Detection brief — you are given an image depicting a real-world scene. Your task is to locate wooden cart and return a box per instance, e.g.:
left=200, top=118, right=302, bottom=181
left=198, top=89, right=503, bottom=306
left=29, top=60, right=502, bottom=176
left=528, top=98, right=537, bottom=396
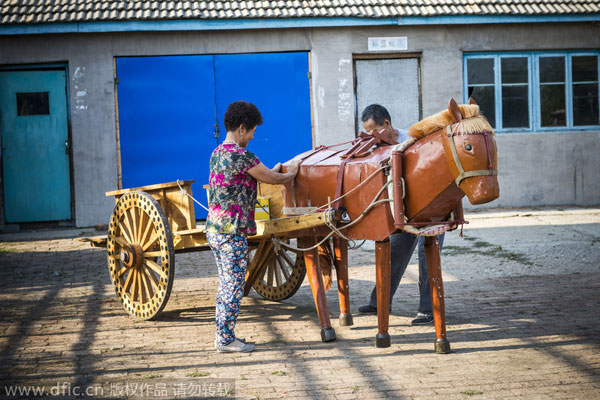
left=92, top=180, right=337, bottom=320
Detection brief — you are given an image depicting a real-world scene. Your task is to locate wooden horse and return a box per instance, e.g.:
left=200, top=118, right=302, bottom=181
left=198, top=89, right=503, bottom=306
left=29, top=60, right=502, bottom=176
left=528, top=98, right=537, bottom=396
left=281, top=98, right=499, bottom=351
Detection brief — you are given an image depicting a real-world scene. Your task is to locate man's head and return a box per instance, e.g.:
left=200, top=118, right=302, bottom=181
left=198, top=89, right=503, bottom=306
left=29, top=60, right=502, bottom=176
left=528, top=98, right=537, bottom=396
left=360, top=104, right=394, bottom=135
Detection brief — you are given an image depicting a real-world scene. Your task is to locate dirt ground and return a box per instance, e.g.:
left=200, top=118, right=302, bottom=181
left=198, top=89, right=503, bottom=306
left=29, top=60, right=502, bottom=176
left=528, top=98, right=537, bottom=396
left=0, top=207, right=599, bottom=399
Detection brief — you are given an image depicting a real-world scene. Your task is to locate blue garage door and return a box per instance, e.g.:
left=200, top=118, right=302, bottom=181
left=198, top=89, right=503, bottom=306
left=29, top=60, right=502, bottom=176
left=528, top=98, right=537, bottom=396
left=116, top=52, right=313, bottom=218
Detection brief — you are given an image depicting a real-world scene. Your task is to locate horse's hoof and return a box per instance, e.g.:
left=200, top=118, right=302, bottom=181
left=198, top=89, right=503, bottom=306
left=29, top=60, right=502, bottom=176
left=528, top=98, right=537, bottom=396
left=435, top=338, right=451, bottom=354
left=320, top=327, right=336, bottom=342
left=338, top=313, right=353, bottom=326
left=375, top=333, right=391, bottom=348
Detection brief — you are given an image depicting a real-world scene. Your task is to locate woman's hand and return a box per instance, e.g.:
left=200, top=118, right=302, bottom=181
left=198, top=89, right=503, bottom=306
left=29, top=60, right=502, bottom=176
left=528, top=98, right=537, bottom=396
left=248, top=160, right=299, bottom=184
left=271, top=162, right=282, bottom=173
left=286, top=159, right=300, bottom=177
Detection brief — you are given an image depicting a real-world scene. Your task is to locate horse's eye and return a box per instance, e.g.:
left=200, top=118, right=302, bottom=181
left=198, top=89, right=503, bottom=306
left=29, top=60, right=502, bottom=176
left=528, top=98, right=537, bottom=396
left=465, top=143, right=472, bottom=151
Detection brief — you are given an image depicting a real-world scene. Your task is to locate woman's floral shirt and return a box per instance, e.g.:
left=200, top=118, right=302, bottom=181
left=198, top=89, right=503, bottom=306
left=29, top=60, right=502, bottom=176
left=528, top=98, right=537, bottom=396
left=205, top=143, right=261, bottom=235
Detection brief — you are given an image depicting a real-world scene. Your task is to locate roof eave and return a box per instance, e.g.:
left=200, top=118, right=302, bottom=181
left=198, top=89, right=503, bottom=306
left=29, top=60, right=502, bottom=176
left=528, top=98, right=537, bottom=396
left=0, top=14, right=598, bottom=35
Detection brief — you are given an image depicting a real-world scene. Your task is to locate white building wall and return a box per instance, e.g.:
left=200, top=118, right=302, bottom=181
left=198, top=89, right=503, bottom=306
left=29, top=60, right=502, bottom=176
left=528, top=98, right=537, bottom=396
left=0, top=22, right=598, bottom=226
left=310, top=22, right=600, bottom=208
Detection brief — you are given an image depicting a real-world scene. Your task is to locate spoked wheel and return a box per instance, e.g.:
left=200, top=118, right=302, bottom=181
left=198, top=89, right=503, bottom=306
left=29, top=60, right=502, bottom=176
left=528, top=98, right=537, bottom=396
left=106, top=191, right=175, bottom=320
left=250, top=238, right=306, bottom=301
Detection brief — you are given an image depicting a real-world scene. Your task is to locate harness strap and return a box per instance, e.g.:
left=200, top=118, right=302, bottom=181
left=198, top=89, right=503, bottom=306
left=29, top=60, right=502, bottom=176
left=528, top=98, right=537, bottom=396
left=445, top=125, right=498, bottom=186
left=333, top=139, right=371, bottom=209
left=334, top=131, right=399, bottom=209
left=333, top=158, right=349, bottom=210
left=291, top=143, right=352, bottom=208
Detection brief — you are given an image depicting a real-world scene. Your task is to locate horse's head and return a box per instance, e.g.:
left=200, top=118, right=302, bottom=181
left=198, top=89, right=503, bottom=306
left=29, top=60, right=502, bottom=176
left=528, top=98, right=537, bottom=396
left=442, top=98, right=499, bottom=205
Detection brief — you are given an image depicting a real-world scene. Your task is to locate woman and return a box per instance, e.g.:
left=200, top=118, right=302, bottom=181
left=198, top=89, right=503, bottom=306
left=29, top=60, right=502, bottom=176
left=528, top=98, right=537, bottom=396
left=206, top=101, right=299, bottom=353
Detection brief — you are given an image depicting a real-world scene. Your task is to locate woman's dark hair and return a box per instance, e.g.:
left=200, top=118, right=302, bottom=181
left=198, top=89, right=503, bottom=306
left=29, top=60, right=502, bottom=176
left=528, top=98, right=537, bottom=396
left=361, top=104, right=391, bottom=126
left=224, top=101, right=263, bottom=132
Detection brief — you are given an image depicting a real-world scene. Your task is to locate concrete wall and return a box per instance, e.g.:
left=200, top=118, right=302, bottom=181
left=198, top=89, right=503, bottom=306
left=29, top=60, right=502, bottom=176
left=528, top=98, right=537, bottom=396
left=0, top=30, right=312, bottom=227
left=311, top=22, right=600, bottom=208
left=0, top=21, right=598, bottom=226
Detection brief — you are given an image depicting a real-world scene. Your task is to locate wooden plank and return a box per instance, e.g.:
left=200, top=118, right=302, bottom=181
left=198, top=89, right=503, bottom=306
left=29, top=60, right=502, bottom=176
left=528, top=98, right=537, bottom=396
left=254, top=210, right=337, bottom=237
left=173, top=210, right=338, bottom=249
left=163, top=187, right=195, bottom=232
left=174, top=233, right=209, bottom=251
left=80, top=210, right=337, bottom=253
left=184, top=186, right=196, bottom=231
left=282, top=206, right=319, bottom=215
left=113, top=57, right=123, bottom=190
left=106, top=180, right=195, bottom=197
left=257, top=183, right=285, bottom=218
left=77, top=236, right=107, bottom=248
left=175, top=226, right=205, bottom=236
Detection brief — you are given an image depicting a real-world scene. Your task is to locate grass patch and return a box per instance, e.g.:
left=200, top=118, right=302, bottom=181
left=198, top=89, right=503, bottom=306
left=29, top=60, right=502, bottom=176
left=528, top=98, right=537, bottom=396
left=143, top=373, right=163, bottom=379
left=501, top=251, right=534, bottom=265
left=442, top=245, right=466, bottom=253
left=186, top=370, right=210, bottom=377
left=185, top=370, right=210, bottom=378
left=441, top=242, right=534, bottom=266
left=351, top=385, right=359, bottom=393
left=270, top=371, right=286, bottom=376
left=0, top=246, right=16, bottom=254
left=461, top=390, right=483, bottom=396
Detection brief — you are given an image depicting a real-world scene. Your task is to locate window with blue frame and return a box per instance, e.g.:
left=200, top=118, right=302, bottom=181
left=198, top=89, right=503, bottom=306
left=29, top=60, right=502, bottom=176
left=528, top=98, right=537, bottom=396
left=464, top=52, right=599, bottom=132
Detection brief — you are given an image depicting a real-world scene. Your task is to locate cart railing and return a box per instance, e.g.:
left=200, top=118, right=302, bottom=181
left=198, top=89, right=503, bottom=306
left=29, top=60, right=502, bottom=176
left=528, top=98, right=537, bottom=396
left=106, top=180, right=197, bottom=234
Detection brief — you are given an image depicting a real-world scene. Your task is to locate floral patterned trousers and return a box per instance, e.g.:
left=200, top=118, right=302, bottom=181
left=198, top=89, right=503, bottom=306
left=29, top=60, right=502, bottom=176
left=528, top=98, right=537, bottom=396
left=207, top=232, right=248, bottom=346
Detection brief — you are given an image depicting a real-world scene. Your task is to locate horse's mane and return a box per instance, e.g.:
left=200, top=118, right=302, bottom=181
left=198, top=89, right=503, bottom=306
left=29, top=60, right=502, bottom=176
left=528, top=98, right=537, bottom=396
left=407, top=104, right=494, bottom=139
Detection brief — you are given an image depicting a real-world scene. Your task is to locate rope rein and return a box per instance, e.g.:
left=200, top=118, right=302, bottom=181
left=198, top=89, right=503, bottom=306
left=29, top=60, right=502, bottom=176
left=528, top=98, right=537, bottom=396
left=276, top=177, right=393, bottom=252
left=298, top=164, right=389, bottom=214
left=177, top=179, right=210, bottom=212
left=176, top=161, right=388, bottom=220
left=176, top=128, right=467, bottom=253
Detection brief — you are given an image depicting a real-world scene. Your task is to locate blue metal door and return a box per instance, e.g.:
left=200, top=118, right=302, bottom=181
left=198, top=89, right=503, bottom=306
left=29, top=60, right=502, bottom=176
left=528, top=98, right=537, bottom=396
left=214, top=52, right=313, bottom=169
left=0, top=70, right=71, bottom=223
left=117, top=55, right=217, bottom=208
left=116, top=52, right=312, bottom=218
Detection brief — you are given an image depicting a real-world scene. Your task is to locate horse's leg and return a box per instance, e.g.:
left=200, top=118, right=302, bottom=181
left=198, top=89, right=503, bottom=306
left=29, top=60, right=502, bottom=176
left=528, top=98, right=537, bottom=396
left=425, top=235, right=451, bottom=354
left=333, top=237, right=353, bottom=326
left=299, top=236, right=336, bottom=342
left=375, top=238, right=391, bottom=348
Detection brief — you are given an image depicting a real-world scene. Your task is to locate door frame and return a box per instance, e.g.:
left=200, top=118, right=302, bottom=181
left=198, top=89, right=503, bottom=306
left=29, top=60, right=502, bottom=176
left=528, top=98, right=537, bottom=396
left=0, top=62, right=75, bottom=229
left=352, top=52, right=423, bottom=134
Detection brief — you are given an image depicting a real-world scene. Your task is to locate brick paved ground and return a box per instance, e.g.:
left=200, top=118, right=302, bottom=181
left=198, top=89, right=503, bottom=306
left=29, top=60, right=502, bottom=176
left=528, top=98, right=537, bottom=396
left=0, top=208, right=599, bottom=399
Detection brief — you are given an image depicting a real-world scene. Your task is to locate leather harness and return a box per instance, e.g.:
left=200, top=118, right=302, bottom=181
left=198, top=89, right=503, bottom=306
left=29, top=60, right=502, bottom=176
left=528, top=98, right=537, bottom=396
left=445, top=124, right=497, bottom=187
left=333, top=131, right=398, bottom=210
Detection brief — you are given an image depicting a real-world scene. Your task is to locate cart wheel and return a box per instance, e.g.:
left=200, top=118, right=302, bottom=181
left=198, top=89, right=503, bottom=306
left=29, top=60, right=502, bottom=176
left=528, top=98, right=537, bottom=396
left=251, top=238, right=306, bottom=301
left=106, top=191, right=175, bottom=320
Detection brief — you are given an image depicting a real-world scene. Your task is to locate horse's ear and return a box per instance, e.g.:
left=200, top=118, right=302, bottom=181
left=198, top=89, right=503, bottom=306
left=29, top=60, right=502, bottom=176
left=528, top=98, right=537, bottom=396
left=468, top=97, right=477, bottom=105
left=448, top=98, right=462, bottom=122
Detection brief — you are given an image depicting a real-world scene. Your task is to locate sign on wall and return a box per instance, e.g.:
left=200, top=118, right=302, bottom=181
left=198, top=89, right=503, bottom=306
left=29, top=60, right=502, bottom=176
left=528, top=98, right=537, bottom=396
left=368, top=37, right=408, bottom=52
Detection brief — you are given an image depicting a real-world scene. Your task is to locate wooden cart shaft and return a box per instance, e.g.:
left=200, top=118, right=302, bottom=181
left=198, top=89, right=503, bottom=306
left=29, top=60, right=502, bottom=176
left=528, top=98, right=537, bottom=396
left=86, top=180, right=338, bottom=251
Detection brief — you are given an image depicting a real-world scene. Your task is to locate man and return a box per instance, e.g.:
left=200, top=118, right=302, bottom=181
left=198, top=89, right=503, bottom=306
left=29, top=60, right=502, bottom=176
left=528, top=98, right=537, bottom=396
left=358, top=104, right=445, bottom=325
